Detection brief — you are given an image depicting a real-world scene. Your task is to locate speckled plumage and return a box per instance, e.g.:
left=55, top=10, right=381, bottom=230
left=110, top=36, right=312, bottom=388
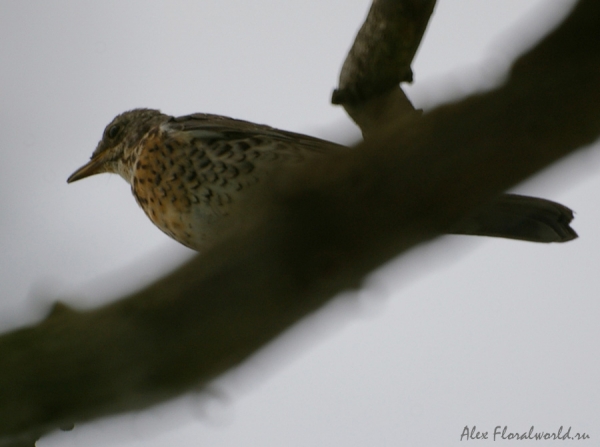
left=68, top=108, right=577, bottom=249
left=68, top=109, right=344, bottom=250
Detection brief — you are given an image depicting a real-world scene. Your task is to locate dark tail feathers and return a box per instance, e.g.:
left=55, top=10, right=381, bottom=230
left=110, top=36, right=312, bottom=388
left=452, top=194, right=577, bottom=243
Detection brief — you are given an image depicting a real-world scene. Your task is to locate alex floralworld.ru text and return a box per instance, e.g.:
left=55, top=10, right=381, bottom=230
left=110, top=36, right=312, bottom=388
left=460, top=425, right=590, bottom=441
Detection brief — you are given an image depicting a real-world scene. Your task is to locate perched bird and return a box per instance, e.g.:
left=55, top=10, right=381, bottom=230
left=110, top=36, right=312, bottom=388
left=67, top=109, right=577, bottom=251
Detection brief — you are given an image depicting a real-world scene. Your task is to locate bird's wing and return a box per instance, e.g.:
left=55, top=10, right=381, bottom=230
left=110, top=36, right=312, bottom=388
left=166, top=113, right=348, bottom=153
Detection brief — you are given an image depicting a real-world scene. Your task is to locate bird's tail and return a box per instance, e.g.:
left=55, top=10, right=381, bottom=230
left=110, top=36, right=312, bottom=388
left=451, top=194, right=577, bottom=243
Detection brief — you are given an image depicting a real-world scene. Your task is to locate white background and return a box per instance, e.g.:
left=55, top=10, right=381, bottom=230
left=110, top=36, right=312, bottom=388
left=0, top=1, right=597, bottom=446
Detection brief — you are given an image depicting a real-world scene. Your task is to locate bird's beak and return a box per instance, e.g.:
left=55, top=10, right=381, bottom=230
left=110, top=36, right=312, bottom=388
left=67, top=153, right=109, bottom=183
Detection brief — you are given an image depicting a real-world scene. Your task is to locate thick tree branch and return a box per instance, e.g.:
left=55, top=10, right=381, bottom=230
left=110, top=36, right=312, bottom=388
left=0, top=0, right=599, bottom=445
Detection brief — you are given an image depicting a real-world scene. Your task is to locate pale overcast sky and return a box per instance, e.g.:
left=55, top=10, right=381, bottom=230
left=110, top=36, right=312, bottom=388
left=1, top=1, right=596, bottom=446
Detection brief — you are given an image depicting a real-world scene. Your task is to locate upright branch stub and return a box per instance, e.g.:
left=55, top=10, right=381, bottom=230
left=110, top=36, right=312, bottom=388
left=332, top=0, right=436, bottom=135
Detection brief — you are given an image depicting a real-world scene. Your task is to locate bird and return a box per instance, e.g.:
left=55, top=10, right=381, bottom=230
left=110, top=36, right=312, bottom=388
left=67, top=108, right=577, bottom=251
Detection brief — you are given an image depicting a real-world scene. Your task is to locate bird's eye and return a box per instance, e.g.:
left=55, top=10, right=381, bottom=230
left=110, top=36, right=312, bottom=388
left=107, top=124, right=120, bottom=139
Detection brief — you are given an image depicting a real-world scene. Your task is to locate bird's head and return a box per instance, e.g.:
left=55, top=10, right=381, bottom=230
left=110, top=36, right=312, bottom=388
left=67, top=108, right=169, bottom=185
